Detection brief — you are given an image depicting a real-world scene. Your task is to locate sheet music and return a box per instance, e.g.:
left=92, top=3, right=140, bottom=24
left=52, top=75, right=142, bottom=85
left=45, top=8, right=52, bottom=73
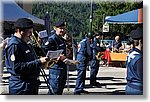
left=38, top=30, right=48, bottom=38
left=46, top=50, right=63, bottom=60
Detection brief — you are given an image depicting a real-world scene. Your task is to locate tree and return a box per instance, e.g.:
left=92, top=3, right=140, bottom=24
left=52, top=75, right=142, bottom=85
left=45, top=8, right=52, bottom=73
left=32, top=1, right=141, bottom=40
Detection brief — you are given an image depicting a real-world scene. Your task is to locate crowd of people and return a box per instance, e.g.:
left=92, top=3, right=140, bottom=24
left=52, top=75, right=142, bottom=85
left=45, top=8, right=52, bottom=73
left=0, top=18, right=143, bottom=95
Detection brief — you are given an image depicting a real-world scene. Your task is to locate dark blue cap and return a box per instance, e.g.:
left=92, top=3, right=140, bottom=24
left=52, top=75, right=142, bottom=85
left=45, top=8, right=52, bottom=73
left=14, top=18, right=33, bottom=29
left=130, top=27, right=143, bottom=40
left=54, top=20, right=65, bottom=27
left=95, top=31, right=102, bottom=36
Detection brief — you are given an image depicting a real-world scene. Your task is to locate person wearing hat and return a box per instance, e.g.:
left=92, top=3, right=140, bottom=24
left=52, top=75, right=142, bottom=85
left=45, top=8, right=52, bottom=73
left=42, top=20, right=67, bottom=95
left=5, top=18, right=49, bottom=95
left=125, top=27, right=143, bottom=95
left=90, top=32, right=105, bottom=87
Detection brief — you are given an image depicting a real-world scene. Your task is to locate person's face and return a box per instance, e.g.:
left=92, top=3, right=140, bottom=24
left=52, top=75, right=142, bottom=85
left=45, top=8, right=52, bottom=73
left=89, top=38, right=93, bottom=44
left=97, top=35, right=101, bottom=39
left=22, top=28, right=33, bottom=42
left=54, top=26, right=66, bottom=36
left=139, top=39, right=143, bottom=51
left=115, top=36, right=120, bottom=41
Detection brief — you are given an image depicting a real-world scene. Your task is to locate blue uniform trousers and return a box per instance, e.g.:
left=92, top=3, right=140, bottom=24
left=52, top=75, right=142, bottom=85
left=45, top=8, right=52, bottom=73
left=126, top=82, right=143, bottom=95
left=126, top=85, right=143, bottom=95
left=48, top=68, right=67, bottom=95
left=90, top=59, right=100, bottom=84
left=9, top=76, right=39, bottom=95
left=74, top=68, right=86, bottom=93
left=74, top=54, right=88, bottom=93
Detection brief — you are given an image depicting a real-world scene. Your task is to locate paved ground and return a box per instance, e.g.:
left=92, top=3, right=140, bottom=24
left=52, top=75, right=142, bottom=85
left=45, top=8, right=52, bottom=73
left=0, top=65, right=127, bottom=95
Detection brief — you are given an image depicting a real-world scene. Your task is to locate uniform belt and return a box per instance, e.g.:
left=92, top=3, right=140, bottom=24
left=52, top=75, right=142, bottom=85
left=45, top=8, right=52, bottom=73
left=10, top=75, right=38, bottom=81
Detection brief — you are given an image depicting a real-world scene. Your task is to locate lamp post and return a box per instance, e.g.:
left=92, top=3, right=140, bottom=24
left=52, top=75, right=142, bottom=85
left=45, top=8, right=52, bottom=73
left=89, top=0, right=93, bottom=35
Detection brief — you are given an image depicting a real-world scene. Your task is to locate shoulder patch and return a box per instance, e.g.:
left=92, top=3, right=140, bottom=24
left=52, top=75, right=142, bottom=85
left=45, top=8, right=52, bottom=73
left=77, top=44, right=81, bottom=52
left=45, top=41, right=49, bottom=45
left=80, top=39, right=86, bottom=43
left=10, top=54, right=15, bottom=61
left=97, top=43, right=99, bottom=46
left=25, top=49, right=30, bottom=53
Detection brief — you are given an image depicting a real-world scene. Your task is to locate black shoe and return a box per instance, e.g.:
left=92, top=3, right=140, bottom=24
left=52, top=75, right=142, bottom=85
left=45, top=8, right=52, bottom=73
left=74, top=90, right=89, bottom=95
left=74, top=92, right=81, bottom=95
left=80, top=90, right=89, bottom=94
left=90, top=82, right=102, bottom=88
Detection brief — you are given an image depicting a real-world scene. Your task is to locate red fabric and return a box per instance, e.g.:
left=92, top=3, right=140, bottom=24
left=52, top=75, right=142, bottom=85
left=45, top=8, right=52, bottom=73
left=102, top=49, right=111, bottom=64
left=138, top=8, right=143, bottom=23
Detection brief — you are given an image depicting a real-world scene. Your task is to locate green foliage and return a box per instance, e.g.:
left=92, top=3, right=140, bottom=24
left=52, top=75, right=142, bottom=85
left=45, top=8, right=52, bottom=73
left=32, top=1, right=142, bottom=40
left=32, top=2, right=91, bottom=36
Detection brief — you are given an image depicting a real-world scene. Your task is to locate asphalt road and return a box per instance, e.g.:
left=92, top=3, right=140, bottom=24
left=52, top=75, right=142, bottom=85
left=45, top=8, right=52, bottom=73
left=0, top=65, right=127, bottom=95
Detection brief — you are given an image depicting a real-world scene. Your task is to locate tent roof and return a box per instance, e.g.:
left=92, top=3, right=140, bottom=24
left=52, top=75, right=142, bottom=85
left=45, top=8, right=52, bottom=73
left=105, top=8, right=143, bottom=24
left=1, top=0, right=44, bottom=25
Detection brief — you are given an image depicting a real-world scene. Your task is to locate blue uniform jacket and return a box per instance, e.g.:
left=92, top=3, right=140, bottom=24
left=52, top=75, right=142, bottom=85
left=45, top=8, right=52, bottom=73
left=42, top=34, right=66, bottom=69
left=76, top=37, right=92, bottom=70
left=77, top=37, right=91, bottom=57
left=92, top=37, right=105, bottom=60
left=126, top=48, right=143, bottom=88
left=5, top=36, right=42, bottom=94
left=5, top=36, right=42, bottom=79
left=112, top=40, right=122, bottom=50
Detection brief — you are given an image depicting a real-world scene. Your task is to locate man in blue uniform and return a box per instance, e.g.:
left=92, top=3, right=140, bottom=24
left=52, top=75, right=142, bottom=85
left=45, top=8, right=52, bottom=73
left=74, top=35, right=93, bottom=95
left=5, top=18, right=48, bottom=95
left=90, top=32, right=105, bottom=87
left=126, top=27, right=143, bottom=95
left=42, top=21, right=67, bottom=95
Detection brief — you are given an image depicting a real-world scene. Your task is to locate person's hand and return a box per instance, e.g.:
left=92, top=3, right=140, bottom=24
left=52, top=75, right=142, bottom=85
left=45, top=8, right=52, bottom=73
left=57, top=54, right=66, bottom=61
left=0, top=40, right=7, bottom=48
left=63, top=58, right=80, bottom=65
left=39, top=57, right=49, bottom=64
left=3, top=39, right=7, bottom=45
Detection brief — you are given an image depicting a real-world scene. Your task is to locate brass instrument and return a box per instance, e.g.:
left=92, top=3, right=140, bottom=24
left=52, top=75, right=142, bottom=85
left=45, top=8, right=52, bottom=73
left=30, top=31, right=80, bottom=93
left=44, top=59, right=58, bottom=69
left=31, top=31, right=57, bottom=68
left=31, top=32, right=79, bottom=68
left=28, top=39, right=55, bottom=94
left=96, top=52, right=104, bottom=60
